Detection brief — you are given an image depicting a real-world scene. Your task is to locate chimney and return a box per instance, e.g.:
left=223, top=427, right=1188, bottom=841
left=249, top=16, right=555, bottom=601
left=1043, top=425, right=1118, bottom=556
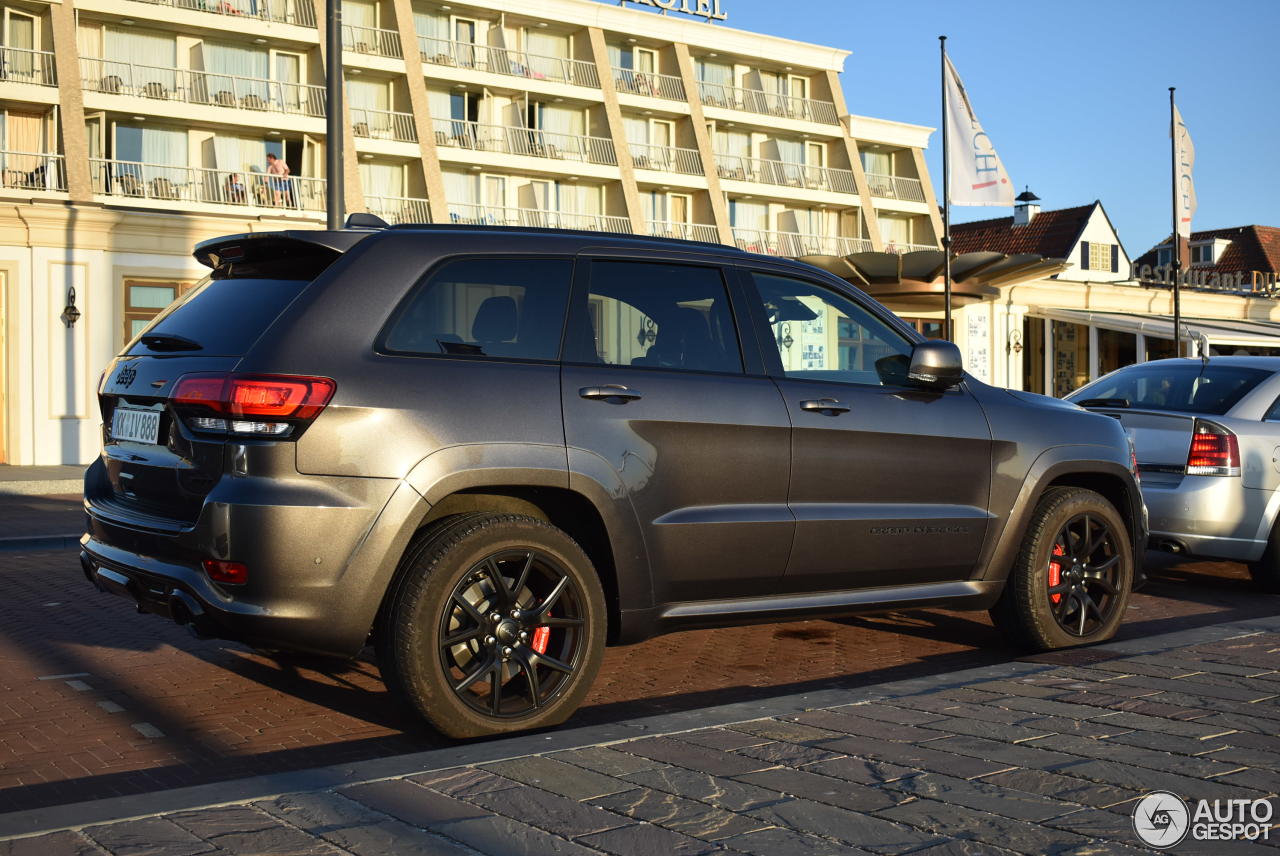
left=1013, top=187, right=1040, bottom=226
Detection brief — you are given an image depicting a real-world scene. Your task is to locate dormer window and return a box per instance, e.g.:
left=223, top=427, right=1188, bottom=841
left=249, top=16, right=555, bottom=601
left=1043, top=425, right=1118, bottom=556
left=1157, top=247, right=1172, bottom=266
left=1190, top=243, right=1213, bottom=265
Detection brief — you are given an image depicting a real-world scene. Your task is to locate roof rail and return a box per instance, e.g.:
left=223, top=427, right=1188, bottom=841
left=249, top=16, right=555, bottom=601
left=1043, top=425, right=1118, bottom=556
left=382, top=222, right=742, bottom=253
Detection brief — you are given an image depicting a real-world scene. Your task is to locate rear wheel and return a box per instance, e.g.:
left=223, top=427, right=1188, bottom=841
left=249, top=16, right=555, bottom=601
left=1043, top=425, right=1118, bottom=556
left=991, top=487, right=1133, bottom=650
left=377, top=513, right=606, bottom=738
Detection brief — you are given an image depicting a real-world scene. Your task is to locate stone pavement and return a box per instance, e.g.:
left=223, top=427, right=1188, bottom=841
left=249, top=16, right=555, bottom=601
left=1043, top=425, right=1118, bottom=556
left=2, top=614, right=1278, bottom=855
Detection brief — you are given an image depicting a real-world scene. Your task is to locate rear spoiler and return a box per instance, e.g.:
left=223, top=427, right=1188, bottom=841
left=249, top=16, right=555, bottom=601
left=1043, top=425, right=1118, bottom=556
left=193, top=229, right=375, bottom=269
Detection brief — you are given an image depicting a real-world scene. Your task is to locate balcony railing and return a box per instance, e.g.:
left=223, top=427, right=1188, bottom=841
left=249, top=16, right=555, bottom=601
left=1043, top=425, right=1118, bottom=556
left=433, top=119, right=617, bottom=166
left=715, top=154, right=855, bottom=194
left=864, top=172, right=926, bottom=203
left=351, top=107, right=417, bottom=143
left=128, top=0, right=316, bottom=27
left=365, top=195, right=430, bottom=224
left=81, top=57, right=325, bottom=117
left=90, top=158, right=325, bottom=212
left=883, top=241, right=938, bottom=254
left=611, top=67, right=685, bottom=101
left=0, top=151, right=66, bottom=192
left=343, top=24, right=402, bottom=59
left=629, top=142, right=702, bottom=176
left=417, top=36, right=599, bottom=88
left=732, top=228, right=872, bottom=257
left=697, top=81, right=839, bottom=125
left=648, top=221, right=719, bottom=243
left=448, top=202, right=631, bottom=234
left=0, top=47, right=57, bottom=86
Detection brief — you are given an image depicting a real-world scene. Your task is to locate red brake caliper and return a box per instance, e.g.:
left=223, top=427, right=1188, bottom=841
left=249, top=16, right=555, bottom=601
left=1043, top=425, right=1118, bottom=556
left=531, top=617, right=550, bottom=654
left=1048, top=544, right=1065, bottom=604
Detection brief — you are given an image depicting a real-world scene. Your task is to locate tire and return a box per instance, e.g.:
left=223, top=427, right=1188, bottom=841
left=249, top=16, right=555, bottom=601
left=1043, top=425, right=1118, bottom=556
left=376, top=513, right=607, bottom=738
left=1247, top=523, right=1280, bottom=593
left=990, top=487, right=1133, bottom=651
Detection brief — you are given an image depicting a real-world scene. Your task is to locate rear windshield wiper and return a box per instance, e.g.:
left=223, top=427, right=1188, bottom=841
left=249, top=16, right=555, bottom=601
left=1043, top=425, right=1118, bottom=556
left=1075, top=397, right=1130, bottom=408
left=139, top=333, right=202, bottom=352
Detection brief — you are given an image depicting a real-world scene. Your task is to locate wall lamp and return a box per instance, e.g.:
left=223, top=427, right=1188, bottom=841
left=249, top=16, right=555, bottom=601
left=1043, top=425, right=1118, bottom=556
left=62, top=286, right=81, bottom=328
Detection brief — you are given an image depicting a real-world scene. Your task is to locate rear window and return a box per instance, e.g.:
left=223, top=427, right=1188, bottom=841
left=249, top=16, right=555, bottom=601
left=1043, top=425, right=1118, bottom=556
left=126, top=249, right=336, bottom=357
left=1069, top=364, right=1273, bottom=415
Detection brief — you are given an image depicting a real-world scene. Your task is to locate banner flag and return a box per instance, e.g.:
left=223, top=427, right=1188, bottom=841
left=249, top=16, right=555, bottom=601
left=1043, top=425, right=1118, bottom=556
left=1172, top=104, right=1196, bottom=239
left=944, top=56, right=1014, bottom=206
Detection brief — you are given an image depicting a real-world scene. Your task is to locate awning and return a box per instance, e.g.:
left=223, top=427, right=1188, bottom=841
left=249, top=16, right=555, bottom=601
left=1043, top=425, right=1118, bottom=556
left=1031, top=308, right=1280, bottom=350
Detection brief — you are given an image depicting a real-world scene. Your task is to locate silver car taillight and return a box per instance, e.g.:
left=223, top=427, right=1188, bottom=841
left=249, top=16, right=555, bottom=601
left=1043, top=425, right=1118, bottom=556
left=1185, top=419, right=1240, bottom=477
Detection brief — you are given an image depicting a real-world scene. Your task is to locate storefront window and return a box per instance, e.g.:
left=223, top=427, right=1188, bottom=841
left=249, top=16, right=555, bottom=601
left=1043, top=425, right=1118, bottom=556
left=1052, top=320, right=1089, bottom=397
left=1097, top=329, right=1136, bottom=377
left=1023, top=316, right=1046, bottom=394
left=1145, top=335, right=1176, bottom=361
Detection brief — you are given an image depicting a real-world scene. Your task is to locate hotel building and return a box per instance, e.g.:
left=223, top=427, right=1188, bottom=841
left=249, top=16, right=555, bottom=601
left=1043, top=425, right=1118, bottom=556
left=0, top=0, right=944, bottom=465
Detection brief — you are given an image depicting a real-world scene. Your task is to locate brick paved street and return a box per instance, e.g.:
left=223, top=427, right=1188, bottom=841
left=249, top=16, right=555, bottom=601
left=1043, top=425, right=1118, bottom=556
left=0, top=533, right=1276, bottom=822
left=1, top=607, right=1277, bottom=854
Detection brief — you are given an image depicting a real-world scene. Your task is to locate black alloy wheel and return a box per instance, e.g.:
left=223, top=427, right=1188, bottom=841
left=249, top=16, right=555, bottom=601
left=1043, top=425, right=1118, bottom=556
left=1045, top=512, right=1123, bottom=637
left=440, top=549, right=587, bottom=718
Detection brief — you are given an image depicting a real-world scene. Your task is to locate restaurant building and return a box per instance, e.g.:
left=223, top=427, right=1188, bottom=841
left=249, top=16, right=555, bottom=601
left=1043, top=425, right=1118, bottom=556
left=0, top=0, right=946, bottom=464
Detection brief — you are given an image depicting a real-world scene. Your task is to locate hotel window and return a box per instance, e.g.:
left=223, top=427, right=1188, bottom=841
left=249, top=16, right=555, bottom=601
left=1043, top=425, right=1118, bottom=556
left=861, top=150, right=892, bottom=177
left=123, top=279, right=195, bottom=343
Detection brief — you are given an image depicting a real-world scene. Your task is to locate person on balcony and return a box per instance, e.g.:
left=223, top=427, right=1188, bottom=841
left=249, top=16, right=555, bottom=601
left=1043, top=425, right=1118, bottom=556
left=225, top=172, right=247, bottom=203
left=265, top=152, right=291, bottom=207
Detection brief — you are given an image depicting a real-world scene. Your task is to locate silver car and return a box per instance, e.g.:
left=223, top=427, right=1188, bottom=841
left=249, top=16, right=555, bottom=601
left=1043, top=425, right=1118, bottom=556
left=1068, top=357, right=1280, bottom=591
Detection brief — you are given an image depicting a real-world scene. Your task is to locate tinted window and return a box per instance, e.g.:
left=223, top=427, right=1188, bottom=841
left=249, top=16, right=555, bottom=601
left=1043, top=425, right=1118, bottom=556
left=569, top=261, right=742, bottom=374
left=125, top=248, right=338, bottom=357
left=750, top=272, right=913, bottom=386
left=384, top=258, right=572, bottom=361
left=1070, top=364, right=1273, bottom=415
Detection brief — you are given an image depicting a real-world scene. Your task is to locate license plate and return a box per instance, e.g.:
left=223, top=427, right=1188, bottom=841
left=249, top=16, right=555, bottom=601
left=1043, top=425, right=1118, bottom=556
left=111, top=407, right=161, bottom=445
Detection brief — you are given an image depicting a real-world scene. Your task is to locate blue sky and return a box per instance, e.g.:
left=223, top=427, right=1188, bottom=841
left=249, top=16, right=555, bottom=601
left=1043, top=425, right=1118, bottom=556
left=618, top=0, right=1280, bottom=258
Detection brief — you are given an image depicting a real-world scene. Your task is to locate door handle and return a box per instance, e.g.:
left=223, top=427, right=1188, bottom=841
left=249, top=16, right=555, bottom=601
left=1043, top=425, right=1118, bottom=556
left=579, top=385, right=643, bottom=403
left=800, top=398, right=850, bottom=414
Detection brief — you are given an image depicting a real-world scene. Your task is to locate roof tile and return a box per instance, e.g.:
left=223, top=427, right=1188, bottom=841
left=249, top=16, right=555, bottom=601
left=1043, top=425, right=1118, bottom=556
left=949, top=204, right=1096, bottom=258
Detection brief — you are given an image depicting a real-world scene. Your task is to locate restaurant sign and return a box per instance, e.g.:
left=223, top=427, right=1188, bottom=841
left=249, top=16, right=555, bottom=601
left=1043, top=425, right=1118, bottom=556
left=619, top=0, right=728, bottom=21
left=1133, top=264, right=1280, bottom=297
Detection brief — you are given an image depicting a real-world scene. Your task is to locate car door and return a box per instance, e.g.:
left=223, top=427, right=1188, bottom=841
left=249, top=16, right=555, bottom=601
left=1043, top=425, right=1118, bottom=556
left=561, top=256, right=793, bottom=604
left=739, top=267, right=993, bottom=592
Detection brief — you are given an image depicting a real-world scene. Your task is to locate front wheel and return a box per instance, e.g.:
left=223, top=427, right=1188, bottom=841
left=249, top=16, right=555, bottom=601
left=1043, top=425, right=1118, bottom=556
left=990, top=487, right=1133, bottom=650
left=377, top=513, right=607, bottom=738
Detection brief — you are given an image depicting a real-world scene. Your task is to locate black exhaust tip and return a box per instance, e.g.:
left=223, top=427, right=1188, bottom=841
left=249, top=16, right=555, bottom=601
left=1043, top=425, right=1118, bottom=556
left=168, top=590, right=217, bottom=640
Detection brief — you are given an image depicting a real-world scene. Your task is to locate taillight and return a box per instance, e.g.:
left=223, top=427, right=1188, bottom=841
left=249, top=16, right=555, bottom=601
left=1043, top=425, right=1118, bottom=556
left=171, top=373, right=335, bottom=438
left=202, top=559, right=248, bottom=585
left=1185, top=420, right=1240, bottom=477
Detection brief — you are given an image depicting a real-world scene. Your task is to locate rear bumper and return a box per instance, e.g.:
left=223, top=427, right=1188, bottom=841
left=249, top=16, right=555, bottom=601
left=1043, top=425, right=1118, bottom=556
left=1143, top=474, right=1269, bottom=561
left=81, top=456, right=400, bottom=656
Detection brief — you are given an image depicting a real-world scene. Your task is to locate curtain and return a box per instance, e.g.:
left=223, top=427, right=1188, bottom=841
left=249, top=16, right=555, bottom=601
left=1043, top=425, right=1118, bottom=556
left=623, top=118, right=648, bottom=146
left=213, top=136, right=266, bottom=173
left=538, top=105, right=582, bottom=136
left=204, top=42, right=270, bottom=102
left=715, top=130, right=748, bottom=157
left=413, top=8, right=448, bottom=37
left=776, top=139, right=802, bottom=164
left=360, top=162, right=402, bottom=198
left=607, top=45, right=625, bottom=69
left=427, top=89, right=451, bottom=120
left=862, top=151, right=891, bottom=175
left=77, top=23, right=103, bottom=58
left=344, top=0, right=377, bottom=29
left=4, top=112, right=43, bottom=153
left=645, top=191, right=666, bottom=224
left=104, top=28, right=177, bottom=93
left=526, top=31, right=568, bottom=59
left=729, top=199, right=767, bottom=229
left=443, top=171, right=476, bottom=204
left=347, top=79, right=388, bottom=134
left=879, top=216, right=910, bottom=245
left=142, top=127, right=187, bottom=167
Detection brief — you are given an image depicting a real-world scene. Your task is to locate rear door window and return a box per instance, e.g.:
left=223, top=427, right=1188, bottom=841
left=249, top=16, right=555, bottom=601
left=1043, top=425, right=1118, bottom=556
left=383, top=257, right=572, bottom=361
left=566, top=260, right=743, bottom=374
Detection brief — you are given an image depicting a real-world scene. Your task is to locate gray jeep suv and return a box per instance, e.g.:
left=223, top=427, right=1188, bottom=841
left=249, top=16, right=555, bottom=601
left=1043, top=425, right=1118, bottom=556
left=83, top=224, right=1145, bottom=738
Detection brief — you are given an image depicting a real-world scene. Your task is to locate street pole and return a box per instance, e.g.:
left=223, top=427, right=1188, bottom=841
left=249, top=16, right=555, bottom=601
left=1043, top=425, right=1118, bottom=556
left=326, top=0, right=345, bottom=230
left=940, top=36, right=952, bottom=341
left=1169, top=87, right=1181, bottom=358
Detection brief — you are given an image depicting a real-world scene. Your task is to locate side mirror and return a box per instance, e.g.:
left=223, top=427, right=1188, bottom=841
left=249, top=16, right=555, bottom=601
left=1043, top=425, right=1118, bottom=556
left=908, top=340, right=964, bottom=390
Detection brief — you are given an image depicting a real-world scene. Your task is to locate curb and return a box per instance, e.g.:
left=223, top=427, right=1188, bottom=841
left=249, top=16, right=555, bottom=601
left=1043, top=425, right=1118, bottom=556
left=2, top=611, right=1278, bottom=840
left=0, top=480, right=83, bottom=497
left=0, top=535, right=81, bottom=553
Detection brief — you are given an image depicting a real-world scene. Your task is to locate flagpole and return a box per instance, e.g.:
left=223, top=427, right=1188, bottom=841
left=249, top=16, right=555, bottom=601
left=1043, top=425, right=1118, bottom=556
left=940, top=35, right=952, bottom=341
left=1169, top=86, right=1181, bottom=358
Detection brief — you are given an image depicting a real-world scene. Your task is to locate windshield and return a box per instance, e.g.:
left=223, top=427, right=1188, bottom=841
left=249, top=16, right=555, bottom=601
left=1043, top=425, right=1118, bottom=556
left=1068, top=364, right=1273, bottom=415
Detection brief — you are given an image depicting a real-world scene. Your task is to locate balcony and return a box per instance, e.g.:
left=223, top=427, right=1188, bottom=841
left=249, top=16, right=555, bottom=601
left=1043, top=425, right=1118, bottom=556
left=90, top=158, right=325, bottom=213
left=365, top=195, right=430, bottom=224
left=884, top=241, right=937, bottom=254
left=343, top=24, right=402, bottom=59
left=647, top=221, right=719, bottom=243
left=0, top=47, right=57, bottom=87
left=732, top=228, right=872, bottom=257
left=698, top=82, right=839, bottom=125
left=448, top=202, right=631, bottom=234
left=1, top=152, right=66, bottom=192
left=629, top=142, right=702, bottom=175
left=352, top=107, right=417, bottom=143
left=865, top=172, right=926, bottom=203
left=611, top=68, right=685, bottom=101
left=126, top=0, right=316, bottom=27
left=417, top=37, right=599, bottom=88
left=433, top=119, right=617, bottom=166
left=715, top=154, right=855, bottom=194
left=81, top=57, right=325, bottom=117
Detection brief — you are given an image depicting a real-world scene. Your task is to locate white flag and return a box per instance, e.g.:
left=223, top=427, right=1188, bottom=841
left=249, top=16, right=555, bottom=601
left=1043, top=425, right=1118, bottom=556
left=944, top=56, right=1014, bottom=207
left=1173, top=104, right=1196, bottom=239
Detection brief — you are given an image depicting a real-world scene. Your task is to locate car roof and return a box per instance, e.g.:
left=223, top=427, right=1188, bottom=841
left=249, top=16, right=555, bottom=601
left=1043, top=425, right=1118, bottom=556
left=1128, top=357, right=1280, bottom=373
